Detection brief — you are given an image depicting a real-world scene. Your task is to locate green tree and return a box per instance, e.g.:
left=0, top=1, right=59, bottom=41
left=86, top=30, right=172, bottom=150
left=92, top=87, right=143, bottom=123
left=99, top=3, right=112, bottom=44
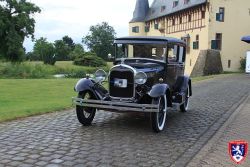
left=0, top=0, right=41, bottom=62
left=33, top=38, right=56, bottom=65
left=69, top=44, right=85, bottom=60
left=54, top=40, right=71, bottom=61
left=83, top=22, right=116, bottom=60
left=62, top=35, right=75, bottom=50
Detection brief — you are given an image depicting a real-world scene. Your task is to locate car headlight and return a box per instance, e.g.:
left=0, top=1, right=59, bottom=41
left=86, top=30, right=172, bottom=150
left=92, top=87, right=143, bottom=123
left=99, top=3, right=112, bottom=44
left=94, top=69, right=107, bottom=82
left=135, top=71, right=147, bottom=85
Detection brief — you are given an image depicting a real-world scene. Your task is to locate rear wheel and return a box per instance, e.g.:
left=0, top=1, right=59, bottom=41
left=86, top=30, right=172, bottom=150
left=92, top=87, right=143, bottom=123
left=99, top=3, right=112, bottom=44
left=180, top=86, right=190, bottom=112
left=150, top=95, right=167, bottom=133
left=76, top=91, right=96, bottom=126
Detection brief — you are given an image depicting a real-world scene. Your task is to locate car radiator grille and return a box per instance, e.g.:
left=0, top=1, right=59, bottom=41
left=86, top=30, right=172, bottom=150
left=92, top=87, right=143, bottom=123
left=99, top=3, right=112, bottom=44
left=109, top=70, right=134, bottom=98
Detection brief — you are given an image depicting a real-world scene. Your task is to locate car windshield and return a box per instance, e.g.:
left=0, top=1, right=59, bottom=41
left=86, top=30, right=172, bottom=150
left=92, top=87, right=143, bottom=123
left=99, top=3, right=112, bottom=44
left=115, top=44, right=167, bottom=61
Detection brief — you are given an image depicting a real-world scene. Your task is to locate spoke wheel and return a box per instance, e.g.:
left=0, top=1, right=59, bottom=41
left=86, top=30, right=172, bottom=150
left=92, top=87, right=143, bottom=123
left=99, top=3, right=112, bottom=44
left=150, top=95, right=167, bottom=133
left=180, top=86, right=190, bottom=112
left=76, top=91, right=96, bottom=126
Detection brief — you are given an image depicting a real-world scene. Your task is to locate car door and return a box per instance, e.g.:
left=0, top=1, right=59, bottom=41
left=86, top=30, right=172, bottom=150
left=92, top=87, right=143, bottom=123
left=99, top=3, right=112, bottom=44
left=176, top=45, right=185, bottom=76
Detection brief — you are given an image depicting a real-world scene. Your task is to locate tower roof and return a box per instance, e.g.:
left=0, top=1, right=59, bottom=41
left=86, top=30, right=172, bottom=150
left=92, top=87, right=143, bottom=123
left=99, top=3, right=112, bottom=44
left=130, top=0, right=149, bottom=23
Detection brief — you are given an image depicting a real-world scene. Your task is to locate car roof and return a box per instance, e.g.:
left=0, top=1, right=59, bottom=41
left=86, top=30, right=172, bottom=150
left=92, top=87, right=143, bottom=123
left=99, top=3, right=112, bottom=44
left=114, top=36, right=186, bottom=45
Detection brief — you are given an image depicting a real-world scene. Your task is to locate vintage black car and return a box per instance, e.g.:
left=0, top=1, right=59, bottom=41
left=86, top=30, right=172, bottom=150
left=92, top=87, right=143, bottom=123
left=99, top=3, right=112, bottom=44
left=72, top=36, right=192, bottom=132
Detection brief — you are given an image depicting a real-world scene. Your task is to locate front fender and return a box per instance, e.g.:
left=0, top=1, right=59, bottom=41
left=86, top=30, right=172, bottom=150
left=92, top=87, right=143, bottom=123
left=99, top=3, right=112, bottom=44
left=74, top=78, right=108, bottom=100
left=148, top=84, right=170, bottom=98
left=74, top=78, right=95, bottom=92
left=74, top=78, right=99, bottom=98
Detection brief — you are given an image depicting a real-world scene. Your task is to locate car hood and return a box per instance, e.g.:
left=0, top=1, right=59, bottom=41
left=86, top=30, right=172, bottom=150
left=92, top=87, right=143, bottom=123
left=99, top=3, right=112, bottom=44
left=128, top=62, right=164, bottom=74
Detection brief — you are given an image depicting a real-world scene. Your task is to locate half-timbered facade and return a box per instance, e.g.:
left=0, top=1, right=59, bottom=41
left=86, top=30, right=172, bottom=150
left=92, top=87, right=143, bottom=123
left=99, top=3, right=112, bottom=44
left=129, top=0, right=250, bottom=75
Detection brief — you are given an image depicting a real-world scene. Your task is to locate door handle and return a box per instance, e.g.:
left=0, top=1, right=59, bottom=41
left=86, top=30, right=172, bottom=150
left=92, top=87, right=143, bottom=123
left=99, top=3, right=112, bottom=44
left=178, top=63, right=185, bottom=67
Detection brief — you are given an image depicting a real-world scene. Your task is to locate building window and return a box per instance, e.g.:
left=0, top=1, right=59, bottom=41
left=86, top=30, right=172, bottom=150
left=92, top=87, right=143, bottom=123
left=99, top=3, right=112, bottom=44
left=182, top=36, right=190, bottom=54
left=190, top=59, right=192, bottom=66
left=193, top=35, right=199, bottom=50
left=216, top=33, right=222, bottom=50
left=161, top=6, right=166, bottom=12
left=179, top=17, right=182, bottom=24
left=228, top=60, right=231, bottom=68
left=188, top=14, right=192, bottom=22
left=184, top=0, right=190, bottom=5
left=201, top=11, right=205, bottom=19
left=154, top=22, right=159, bottom=29
left=211, top=33, right=222, bottom=50
left=196, top=34, right=199, bottom=41
left=151, top=9, right=155, bottom=14
left=132, top=26, right=139, bottom=33
left=173, top=1, right=178, bottom=8
left=216, top=7, right=225, bottom=22
left=145, top=26, right=150, bottom=32
left=172, top=19, right=175, bottom=26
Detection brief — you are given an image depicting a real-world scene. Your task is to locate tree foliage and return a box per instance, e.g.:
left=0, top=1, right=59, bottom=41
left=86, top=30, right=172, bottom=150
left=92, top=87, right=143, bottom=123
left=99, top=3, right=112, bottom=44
left=54, top=36, right=75, bottom=61
left=0, top=0, right=41, bottom=62
left=83, top=22, right=116, bottom=60
left=62, top=35, right=75, bottom=50
left=54, top=40, right=71, bottom=61
left=33, top=38, right=56, bottom=65
left=69, top=44, right=85, bottom=60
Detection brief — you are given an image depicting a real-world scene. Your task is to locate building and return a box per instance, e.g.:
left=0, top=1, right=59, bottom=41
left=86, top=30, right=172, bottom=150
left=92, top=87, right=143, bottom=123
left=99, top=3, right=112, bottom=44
left=129, top=0, right=250, bottom=75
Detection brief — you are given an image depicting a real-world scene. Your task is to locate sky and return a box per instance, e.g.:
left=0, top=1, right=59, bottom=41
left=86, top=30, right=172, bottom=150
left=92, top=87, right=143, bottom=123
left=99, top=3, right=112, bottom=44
left=24, top=0, right=154, bottom=52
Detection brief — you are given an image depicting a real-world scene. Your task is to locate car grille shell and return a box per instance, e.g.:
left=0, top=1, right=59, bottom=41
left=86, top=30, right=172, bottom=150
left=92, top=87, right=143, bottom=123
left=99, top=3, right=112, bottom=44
left=109, top=67, right=134, bottom=98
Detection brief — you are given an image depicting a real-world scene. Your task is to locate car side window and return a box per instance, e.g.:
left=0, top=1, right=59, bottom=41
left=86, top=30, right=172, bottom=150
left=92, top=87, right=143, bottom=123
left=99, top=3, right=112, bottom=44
left=178, top=46, right=184, bottom=63
left=152, top=48, right=156, bottom=56
left=151, top=47, right=166, bottom=60
left=168, top=45, right=178, bottom=63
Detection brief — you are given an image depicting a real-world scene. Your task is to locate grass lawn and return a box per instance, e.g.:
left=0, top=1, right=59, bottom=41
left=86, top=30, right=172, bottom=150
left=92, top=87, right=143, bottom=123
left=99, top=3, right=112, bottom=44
left=0, top=73, right=239, bottom=122
left=0, top=79, right=78, bottom=122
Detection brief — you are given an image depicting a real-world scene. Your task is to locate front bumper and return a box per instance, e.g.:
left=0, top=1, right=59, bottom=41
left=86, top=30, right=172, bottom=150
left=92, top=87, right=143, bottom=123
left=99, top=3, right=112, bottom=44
left=72, top=97, right=159, bottom=113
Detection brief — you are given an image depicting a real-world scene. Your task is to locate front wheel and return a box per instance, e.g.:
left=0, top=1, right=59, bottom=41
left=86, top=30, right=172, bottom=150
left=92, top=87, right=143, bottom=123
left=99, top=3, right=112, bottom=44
left=180, top=86, right=190, bottom=112
left=76, top=91, right=96, bottom=126
left=150, top=95, right=167, bottom=133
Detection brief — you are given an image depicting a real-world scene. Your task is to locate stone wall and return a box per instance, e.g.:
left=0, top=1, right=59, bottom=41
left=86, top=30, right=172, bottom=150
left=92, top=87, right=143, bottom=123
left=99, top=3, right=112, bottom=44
left=191, top=50, right=223, bottom=77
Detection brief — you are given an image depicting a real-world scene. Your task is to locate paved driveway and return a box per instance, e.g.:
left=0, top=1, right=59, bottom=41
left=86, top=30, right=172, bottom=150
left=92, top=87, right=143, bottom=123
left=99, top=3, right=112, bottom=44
left=0, top=74, right=249, bottom=167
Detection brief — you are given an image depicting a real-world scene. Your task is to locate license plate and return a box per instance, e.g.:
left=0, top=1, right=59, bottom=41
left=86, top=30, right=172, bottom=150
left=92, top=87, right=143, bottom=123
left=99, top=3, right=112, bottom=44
left=114, top=78, right=127, bottom=88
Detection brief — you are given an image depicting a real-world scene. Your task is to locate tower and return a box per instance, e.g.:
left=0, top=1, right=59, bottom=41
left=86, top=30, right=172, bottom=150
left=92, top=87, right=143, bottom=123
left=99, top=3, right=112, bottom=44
left=129, top=0, right=149, bottom=36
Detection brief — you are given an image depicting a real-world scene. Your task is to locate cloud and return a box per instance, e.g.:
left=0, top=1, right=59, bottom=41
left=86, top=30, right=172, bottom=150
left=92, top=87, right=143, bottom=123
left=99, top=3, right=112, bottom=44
left=24, top=0, right=154, bottom=52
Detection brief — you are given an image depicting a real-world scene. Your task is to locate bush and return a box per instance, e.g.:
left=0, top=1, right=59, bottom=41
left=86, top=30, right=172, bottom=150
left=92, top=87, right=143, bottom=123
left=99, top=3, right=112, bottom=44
left=43, top=55, right=56, bottom=65
left=240, top=57, right=246, bottom=71
left=73, top=53, right=106, bottom=67
left=0, top=63, right=56, bottom=78
left=0, top=61, right=109, bottom=79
